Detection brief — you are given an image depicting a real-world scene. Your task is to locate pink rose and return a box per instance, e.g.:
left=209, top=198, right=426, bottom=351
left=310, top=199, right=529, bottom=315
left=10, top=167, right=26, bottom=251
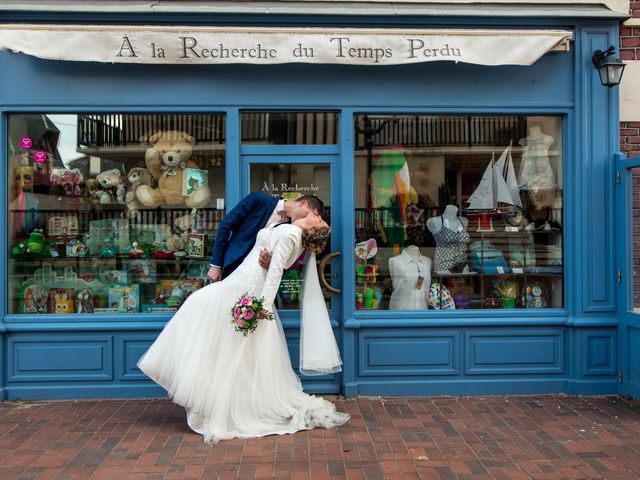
left=235, top=317, right=245, bottom=327
left=233, top=307, right=241, bottom=318
left=240, top=296, right=252, bottom=306
left=243, top=309, right=254, bottom=320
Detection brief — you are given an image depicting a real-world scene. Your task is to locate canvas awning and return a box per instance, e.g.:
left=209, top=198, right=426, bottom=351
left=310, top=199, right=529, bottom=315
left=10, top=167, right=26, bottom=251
left=0, top=24, right=573, bottom=66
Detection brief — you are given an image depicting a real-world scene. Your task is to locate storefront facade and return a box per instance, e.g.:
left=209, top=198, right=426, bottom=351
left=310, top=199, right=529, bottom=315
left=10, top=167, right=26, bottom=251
left=0, top=1, right=635, bottom=400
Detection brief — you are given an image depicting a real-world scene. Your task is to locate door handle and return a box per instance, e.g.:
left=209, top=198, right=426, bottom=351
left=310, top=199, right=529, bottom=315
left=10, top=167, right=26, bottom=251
left=318, top=251, right=341, bottom=294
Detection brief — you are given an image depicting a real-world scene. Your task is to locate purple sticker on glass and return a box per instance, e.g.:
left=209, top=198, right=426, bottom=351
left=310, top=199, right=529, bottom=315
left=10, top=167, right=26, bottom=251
left=19, top=137, right=33, bottom=150
left=33, top=150, right=47, bottom=163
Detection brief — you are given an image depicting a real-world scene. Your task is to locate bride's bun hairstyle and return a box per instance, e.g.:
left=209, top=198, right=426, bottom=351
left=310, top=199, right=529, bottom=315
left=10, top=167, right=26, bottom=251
left=302, top=226, right=331, bottom=254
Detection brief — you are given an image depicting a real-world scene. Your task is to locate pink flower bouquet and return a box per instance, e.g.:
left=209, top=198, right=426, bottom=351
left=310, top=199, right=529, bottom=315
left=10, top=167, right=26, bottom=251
left=230, top=293, right=273, bottom=336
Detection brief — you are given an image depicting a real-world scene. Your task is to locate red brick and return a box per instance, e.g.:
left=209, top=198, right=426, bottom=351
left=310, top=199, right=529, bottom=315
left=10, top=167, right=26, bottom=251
left=622, top=37, right=640, bottom=47
left=620, top=49, right=637, bottom=60
left=626, top=122, right=640, bottom=128
left=621, top=129, right=639, bottom=136
left=627, top=136, right=640, bottom=144
left=621, top=27, right=633, bottom=36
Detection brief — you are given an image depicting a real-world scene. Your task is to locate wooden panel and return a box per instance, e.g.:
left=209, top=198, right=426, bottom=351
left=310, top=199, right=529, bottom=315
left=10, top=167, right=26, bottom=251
left=8, top=335, right=113, bottom=382
left=465, top=330, right=563, bottom=374
left=359, top=331, right=459, bottom=376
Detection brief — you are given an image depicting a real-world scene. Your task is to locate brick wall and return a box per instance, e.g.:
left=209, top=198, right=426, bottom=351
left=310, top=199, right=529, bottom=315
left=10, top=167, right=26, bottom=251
left=621, top=2, right=640, bottom=157
left=621, top=122, right=640, bottom=157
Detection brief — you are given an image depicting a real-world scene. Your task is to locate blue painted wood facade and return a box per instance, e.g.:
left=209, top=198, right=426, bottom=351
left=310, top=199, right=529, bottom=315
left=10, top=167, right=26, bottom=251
left=0, top=10, right=627, bottom=400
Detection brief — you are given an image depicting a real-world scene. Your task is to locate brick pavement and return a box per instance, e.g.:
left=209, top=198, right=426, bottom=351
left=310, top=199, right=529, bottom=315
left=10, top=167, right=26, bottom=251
left=1, top=395, right=640, bottom=479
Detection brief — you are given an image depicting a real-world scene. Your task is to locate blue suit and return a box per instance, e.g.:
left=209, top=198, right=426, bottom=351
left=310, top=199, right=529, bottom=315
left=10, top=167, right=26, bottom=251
left=210, top=192, right=280, bottom=278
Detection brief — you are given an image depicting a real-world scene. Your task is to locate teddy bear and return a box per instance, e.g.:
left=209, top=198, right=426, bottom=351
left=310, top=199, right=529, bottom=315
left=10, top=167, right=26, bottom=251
left=95, top=169, right=126, bottom=204
left=135, top=130, right=211, bottom=209
left=124, top=167, right=154, bottom=218
left=167, top=212, right=195, bottom=251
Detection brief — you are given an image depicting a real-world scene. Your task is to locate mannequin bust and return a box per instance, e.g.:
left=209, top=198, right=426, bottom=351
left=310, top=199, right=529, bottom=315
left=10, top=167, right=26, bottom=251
left=388, top=246, right=432, bottom=310
left=426, top=204, right=469, bottom=235
left=518, top=126, right=553, bottom=147
left=427, top=205, right=470, bottom=274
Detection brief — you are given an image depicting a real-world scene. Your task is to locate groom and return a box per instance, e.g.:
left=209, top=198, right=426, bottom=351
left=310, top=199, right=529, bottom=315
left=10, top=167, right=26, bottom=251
left=208, top=192, right=325, bottom=282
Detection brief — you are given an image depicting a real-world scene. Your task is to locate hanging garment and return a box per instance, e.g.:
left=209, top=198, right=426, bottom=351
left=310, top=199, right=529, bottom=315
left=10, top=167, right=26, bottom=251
left=432, top=216, right=470, bottom=272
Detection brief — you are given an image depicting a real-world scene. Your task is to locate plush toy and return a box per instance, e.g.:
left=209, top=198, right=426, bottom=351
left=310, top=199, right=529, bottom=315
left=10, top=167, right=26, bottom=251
left=84, top=178, right=100, bottom=203
left=95, top=169, right=126, bottom=204
left=75, top=288, right=95, bottom=314
left=136, top=130, right=211, bottom=208
left=167, top=212, right=195, bottom=251
left=124, top=167, right=153, bottom=218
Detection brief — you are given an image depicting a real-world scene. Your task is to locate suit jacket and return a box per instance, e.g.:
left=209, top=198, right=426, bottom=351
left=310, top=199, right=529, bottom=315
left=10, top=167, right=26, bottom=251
left=210, top=192, right=280, bottom=278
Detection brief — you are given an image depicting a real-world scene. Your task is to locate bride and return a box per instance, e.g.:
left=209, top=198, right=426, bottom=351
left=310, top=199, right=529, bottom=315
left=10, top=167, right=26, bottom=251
left=137, top=212, right=350, bottom=443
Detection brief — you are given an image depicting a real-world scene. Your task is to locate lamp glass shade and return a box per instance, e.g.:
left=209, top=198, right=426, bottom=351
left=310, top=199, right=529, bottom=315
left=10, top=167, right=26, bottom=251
left=597, top=55, right=626, bottom=87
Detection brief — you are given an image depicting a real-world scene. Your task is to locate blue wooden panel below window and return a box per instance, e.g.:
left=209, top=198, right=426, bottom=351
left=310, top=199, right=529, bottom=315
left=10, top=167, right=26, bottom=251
left=8, top=335, right=113, bottom=382
left=359, top=330, right=459, bottom=376
left=582, top=331, right=616, bottom=376
left=119, top=335, right=157, bottom=381
left=465, top=329, right=563, bottom=375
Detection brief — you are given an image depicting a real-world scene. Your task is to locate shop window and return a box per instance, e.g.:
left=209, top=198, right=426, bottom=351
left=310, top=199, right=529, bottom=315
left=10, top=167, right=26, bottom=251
left=354, top=114, right=564, bottom=311
left=241, top=112, right=339, bottom=144
left=8, top=113, right=226, bottom=315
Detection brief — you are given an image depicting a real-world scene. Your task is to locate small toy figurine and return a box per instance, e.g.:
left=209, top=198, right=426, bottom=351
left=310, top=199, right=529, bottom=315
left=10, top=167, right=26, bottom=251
left=25, top=229, right=46, bottom=254
left=166, top=286, right=186, bottom=308
left=100, top=235, right=119, bottom=257
left=75, top=288, right=95, bottom=313
left=126, top=241, right=145, bottom=258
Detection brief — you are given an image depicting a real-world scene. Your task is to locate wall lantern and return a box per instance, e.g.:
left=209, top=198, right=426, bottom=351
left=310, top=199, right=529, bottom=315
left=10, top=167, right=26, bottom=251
left=592, top=46, right=626, bottom=87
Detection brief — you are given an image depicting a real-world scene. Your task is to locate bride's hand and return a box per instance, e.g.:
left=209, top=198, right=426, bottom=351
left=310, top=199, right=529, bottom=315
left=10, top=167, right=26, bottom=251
left=256, top=309, right=272, bottom=320
left=259, top=248, right=272, bottom=269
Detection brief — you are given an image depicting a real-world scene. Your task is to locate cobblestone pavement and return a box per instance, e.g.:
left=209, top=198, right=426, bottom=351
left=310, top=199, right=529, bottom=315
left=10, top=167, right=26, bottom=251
left=1, top=395, right=640, bottom=479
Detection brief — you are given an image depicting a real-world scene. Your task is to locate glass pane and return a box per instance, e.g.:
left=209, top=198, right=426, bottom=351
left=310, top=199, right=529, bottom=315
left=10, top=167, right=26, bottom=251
left=633, top=167, right=640, bottom=313
left=241, top=112, right=339, bottom=144
left=249, top=163, right=331, bottom=309
left=9, top=113, right=226, bottom=315
left=354, top=114, right=564, bottom=311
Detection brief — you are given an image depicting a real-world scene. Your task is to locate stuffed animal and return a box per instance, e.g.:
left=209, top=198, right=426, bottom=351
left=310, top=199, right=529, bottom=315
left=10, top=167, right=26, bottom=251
left=135, top=130, right=211, bottom=208
left=95, top=169, right=126, bottom=204
left=167, top=212, right=194, bottom=251
left=125, top=167, right=153, bottom=218
left=84, top=178, right=100, bottom=203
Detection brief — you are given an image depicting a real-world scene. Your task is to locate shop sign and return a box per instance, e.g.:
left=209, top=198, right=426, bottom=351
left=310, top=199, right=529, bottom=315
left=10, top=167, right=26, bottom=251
left=0, top=25, right=572, bottom=66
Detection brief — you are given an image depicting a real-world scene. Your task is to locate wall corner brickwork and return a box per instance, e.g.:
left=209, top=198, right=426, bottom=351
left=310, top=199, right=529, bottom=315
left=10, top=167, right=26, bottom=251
left=621, top=3, right=640, bottom=157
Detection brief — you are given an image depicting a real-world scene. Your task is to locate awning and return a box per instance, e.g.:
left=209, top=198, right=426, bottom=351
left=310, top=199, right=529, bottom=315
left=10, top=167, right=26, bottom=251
left=0, top=24, right=573, bottom=66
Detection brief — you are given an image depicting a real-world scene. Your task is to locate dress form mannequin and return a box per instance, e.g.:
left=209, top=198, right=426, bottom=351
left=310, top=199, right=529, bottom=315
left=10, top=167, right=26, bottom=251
left=389, top=246, right=432, bottom=310
left=518, top=126, right=556, bottom=198
left=427, top=205, right=470, bottom=274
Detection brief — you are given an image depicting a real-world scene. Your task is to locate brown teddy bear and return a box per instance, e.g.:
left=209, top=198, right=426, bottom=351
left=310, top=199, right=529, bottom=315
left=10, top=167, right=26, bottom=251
left=95, top=169, right=126, bottom=204
left=135, top=130, right=211, bottom=209
left=125, top=167, right=153, bottom=218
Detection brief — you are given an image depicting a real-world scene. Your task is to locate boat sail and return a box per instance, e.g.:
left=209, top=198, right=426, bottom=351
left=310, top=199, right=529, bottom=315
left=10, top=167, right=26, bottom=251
left=466, top=144, right=521, bottom=231
left=467, top=144, right=521, bottom=210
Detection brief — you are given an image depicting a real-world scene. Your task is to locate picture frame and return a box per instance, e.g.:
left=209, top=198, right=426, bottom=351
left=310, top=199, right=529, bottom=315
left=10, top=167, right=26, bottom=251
left=182, top=168, right=208, bottom=197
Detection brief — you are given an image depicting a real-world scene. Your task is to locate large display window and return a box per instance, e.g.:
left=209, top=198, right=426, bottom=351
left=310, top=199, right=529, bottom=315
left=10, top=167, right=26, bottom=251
left=354, top=114, right=564, bottom=311
left=8, top=113, right=226, bottom=315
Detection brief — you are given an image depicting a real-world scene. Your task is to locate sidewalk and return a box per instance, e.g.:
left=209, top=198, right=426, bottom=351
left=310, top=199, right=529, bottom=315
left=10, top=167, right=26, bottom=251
left=1, top=395, right=640, bottom=480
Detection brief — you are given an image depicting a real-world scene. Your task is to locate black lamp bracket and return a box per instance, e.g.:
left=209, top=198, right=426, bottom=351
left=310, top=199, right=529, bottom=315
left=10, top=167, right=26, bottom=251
left=592, top=45, right=616, bottom=67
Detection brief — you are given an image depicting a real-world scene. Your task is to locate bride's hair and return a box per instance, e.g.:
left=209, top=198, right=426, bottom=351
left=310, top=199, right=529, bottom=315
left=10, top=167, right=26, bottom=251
left=302, top=226, right=331, bottom=254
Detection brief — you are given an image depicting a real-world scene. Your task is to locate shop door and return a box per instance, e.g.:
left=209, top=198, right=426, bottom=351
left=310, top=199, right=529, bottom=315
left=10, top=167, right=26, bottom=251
left=241, top=151, right=343, bottom=393
left=616, top=154, right=640, bottom=398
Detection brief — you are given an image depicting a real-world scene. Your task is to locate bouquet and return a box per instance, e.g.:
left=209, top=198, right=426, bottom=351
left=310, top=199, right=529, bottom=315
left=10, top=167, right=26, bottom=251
left=230, top=293, right=273, bottom=336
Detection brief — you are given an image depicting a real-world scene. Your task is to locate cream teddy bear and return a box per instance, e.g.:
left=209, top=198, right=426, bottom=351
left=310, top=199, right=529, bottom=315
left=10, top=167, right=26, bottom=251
left=135, top=130, right=211, bottom=209
left=95, top=169, right=126, bottom=204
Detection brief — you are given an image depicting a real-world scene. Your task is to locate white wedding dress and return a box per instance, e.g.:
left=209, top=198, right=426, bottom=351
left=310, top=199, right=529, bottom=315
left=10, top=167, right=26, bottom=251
left=137, top=224, right=350, bottom=443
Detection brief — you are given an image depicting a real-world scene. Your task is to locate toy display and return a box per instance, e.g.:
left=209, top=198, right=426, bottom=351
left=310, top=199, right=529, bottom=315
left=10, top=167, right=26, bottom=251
left=187, top=232, right=206, bottom=257
left=108, top=284, right=140, bottom=313
left=95, top=168, right=126, bottom=204
left=135, top=130, right=211, bottom=209
left=48, top=288, right=75, bottom=314
left=75, top=288, right=95, bottom=313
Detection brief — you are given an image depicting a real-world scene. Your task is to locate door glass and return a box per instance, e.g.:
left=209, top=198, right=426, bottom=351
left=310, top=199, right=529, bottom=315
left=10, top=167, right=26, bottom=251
left=633, top=167, right=640, bottom=313
left=249, top=163, right=331, bottom=310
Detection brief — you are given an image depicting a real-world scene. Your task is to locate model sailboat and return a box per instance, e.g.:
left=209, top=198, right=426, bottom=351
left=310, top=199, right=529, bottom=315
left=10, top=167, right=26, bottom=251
left=466, top=143, right=522, bottom=231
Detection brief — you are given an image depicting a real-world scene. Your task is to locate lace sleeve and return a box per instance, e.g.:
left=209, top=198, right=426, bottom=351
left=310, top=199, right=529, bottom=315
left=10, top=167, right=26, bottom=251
left=260, top=226, right=302, bottom=312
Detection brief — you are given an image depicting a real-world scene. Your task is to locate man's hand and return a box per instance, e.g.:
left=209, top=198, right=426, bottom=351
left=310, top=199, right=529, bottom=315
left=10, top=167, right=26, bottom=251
left=207, top=266, right=222, bottom=283
left=259, top=248, right=272, bottom=270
